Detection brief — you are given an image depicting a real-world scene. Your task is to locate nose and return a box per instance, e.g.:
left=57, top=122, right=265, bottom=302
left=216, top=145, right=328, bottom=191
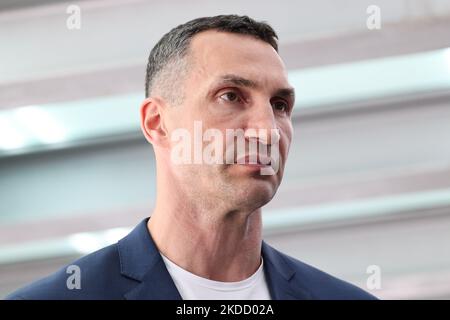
left=244, top=103, right=280, bottom=146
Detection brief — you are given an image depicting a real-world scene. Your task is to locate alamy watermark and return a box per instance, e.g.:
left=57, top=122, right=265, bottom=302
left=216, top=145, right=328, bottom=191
left=66, top=5, right=81, bottom=30
left=366, top=264, right=382, bottom=290
left=170, top=121, right=281, bottom=175
left=66, top=264, right=81, bottom=290
left=366, top=5, right=381, bottom=30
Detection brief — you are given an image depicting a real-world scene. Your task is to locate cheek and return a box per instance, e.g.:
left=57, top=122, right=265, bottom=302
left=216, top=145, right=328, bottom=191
left=171, top=101, right=208, bottom=133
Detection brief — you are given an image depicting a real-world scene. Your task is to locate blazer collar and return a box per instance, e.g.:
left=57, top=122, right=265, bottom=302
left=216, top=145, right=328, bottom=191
left=118, top=218, right=182, bottom=300
left=118, top=218, right=311, bottom=300
left=261, top=241, right=312, bottom=300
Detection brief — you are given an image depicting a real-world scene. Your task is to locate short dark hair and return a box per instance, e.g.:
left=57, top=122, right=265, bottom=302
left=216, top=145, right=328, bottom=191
left=145, top=15, right=279, bottom=101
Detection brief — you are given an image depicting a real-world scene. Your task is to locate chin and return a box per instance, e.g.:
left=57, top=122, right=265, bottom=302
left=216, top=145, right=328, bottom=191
left=220, top=164, right=282, bottom=208
left=233, top=180, right=278, bottom=210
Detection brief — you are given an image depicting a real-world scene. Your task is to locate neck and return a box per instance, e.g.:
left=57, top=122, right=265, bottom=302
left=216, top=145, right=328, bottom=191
left=147, top=171, right=263, bottom=282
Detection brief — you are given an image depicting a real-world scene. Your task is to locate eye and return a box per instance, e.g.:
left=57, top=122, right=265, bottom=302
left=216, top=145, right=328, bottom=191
left=272, top=99, right=289, bottom=113
left=219, top=91, right=242, bottom=103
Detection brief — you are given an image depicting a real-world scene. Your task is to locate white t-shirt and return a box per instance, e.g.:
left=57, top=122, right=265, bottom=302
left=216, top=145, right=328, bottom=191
left=160, top=253, right=272, bottom=300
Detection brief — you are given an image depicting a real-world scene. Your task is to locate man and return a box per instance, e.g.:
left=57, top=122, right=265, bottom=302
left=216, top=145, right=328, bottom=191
left=7, top=15, right=376, bottom=300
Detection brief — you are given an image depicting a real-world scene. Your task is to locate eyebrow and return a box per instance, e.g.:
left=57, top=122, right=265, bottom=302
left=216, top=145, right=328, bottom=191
left=219, top=74, right=258, bottom=88
left=215, top=74, right=296, bottom=101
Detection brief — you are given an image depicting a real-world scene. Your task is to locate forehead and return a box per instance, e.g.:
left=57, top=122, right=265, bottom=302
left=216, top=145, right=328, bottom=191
left=187, top=30, right=289, bottom=89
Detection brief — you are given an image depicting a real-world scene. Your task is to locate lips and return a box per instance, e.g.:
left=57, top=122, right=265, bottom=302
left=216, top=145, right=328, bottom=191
left=235, top=154, right=272, bottom=166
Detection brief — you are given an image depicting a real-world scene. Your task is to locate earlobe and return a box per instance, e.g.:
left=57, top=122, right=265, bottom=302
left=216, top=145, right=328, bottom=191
left=140, top=97, right=167, bottom=146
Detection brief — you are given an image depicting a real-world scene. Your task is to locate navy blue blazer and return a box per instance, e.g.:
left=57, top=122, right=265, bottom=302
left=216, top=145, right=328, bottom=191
left=6, top=218, right=376, bottom=300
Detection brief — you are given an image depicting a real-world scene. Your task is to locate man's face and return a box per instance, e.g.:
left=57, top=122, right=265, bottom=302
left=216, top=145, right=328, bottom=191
left=164, top=30, right=294, bottom=211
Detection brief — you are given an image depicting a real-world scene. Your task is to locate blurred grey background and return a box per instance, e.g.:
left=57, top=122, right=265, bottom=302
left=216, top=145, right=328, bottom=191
left=1, top=0, right=450, bottom=299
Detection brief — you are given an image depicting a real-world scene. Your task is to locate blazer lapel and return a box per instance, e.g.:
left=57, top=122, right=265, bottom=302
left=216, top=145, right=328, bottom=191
left=118, top=218, right=182, bottom=300
left=262, top=241, right=312, bottom=300
left=124, top=258, right=182, bottom=300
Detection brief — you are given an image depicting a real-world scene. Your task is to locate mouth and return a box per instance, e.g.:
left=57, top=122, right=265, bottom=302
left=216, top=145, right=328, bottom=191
left=235, top=154, right=272, bottom=167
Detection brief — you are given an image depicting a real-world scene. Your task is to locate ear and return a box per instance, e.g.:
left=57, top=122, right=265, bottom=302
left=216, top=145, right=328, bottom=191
left=140, top=97, right=169, bottom=147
